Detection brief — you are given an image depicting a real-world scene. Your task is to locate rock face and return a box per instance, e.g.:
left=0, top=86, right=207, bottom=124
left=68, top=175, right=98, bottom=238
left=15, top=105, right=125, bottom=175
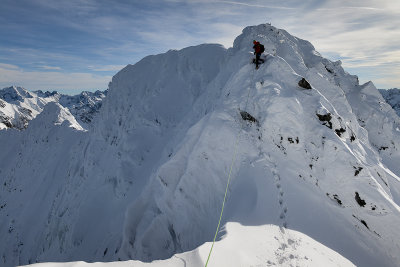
left=240, top=111, right=259, bottom=124
left=0, top=86, right=107, bottom=130
left=0, top=24, right=400, bottom=267
left=298, top=77, right=312, bottom=89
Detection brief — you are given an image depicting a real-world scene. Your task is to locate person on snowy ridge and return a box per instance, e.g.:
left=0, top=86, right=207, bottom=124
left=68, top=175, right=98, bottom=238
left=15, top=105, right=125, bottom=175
left=253, top=40, right=265, bottom=69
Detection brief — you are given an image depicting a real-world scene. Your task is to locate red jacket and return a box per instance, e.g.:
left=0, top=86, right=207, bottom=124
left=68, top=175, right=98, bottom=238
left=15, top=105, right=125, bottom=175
left=253, top=42, right=261, bottom=54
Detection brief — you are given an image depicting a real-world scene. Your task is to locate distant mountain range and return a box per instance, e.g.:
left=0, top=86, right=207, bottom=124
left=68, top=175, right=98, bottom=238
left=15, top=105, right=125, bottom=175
left=1, top=86, right=398, bottom=133
left=0, top=86, right=107, bottom=130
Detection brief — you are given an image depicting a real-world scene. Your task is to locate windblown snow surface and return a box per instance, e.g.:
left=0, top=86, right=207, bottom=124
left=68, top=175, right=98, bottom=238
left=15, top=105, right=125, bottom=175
left=1, top=24, right=400, bottom=267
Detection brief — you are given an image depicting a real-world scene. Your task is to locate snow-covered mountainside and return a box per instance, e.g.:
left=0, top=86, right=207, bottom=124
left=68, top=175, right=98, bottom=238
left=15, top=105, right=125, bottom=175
left=0, top=86, right=54, bottom=130
left=380, top=88, right=400, bottom=117
left=1, top=24, right=400, bottom=267
left=0, top=86, right=107, bottom=130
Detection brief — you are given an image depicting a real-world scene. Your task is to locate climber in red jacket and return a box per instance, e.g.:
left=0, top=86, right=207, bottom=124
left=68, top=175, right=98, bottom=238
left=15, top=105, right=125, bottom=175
left=253, top=40, right=265, bottom=69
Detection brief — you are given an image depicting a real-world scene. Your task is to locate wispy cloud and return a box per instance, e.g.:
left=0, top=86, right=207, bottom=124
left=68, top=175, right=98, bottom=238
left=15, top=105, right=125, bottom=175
left=40, top=65, right=62, bottom=70
left=0, top=63, right=19, bottom=70
left=315, top=6, right=384, bottom=11
left=215, top=0, right=296, bottom=10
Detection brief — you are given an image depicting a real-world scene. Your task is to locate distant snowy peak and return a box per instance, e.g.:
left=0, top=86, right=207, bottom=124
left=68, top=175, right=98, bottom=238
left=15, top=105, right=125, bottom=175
left=59, top=90, right=107, bottom=124
left=0, top=86, right=35, bottom=103
left=30, top=102, right=85, bottom=131
left=379, top=88, right=400, bottom=117
left=34, top=90, right=59, bottom=98
left=0, top=87, right=107, bottom=130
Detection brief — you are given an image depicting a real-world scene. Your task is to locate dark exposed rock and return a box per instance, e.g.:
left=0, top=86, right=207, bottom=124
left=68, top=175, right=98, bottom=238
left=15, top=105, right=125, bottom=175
left=355, top=192, right=366, bottom=207
left=326, top=193, right=342, bottom=206
left=240, top=111, right=259, bottom=124
left=333, top=194, right=342, bottom=205
left=335, top=127, right=346, bottom=137
left=0, top=114, right=13, bottom=128
left=352, top=214, right=369, bottom=229
left=298, top=78, right=312, bottom=89
left=354, top=167, right=363, bottom=176
left=316, top=113, right=332, bottom=129
left=360, top=219, right=369, bottom=229
left=325, top=66, right=334, bottom=74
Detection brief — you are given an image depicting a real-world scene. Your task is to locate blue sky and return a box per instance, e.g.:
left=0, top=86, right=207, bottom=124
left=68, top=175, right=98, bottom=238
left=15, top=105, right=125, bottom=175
left=0, top=0, right=399, bottom=94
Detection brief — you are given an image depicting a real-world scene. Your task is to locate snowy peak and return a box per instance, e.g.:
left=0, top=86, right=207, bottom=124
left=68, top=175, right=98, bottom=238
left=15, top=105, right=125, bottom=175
left=97, top=43, right=226, bottom=139
left=29, top=102, right=85, bottom=131
left=34, top=90, right=59, bottom=98
left=233, top=24, right=322, bottom=74
left=0, top=86, right=34, bottom=103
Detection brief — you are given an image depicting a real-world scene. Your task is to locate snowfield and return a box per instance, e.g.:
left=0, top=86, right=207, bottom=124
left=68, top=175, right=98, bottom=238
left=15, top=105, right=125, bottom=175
left=1, top=24, right=399, bottom=267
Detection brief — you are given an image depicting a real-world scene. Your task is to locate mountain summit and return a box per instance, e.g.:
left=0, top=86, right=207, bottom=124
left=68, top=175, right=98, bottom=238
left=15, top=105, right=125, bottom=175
left=1, top=24, right=400, bottom=267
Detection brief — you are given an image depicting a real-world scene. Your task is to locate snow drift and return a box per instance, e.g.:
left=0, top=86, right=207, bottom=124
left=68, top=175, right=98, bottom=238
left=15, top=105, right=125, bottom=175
left=1, top=24, right=400, bottom=267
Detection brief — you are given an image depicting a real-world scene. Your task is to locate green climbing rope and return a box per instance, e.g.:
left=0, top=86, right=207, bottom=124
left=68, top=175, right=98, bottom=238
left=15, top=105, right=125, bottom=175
left=205, top=68, right=255, bottom=267
left=204, top=130, right=241, bottom=266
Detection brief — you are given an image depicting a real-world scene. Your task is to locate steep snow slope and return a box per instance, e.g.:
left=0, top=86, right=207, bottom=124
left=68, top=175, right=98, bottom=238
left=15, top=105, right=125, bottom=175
left=1, top=24, right=400, bottom=267
left=0, top=44, right=228, bottom=267
left=380, top=88, right=400, bottom=117
left=0, top=86, right=106, bottom=130
left=0, top=103, right=86, bottom=265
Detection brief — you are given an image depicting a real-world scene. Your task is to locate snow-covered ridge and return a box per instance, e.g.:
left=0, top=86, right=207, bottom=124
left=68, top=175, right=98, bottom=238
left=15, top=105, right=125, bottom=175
left=0, top=86, right=107, bottom=130
left=1, top=24, right=400, bottom=267
left=380, top=88, right=400, bottom=117
left=22, top=223, right=356, bottom=267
